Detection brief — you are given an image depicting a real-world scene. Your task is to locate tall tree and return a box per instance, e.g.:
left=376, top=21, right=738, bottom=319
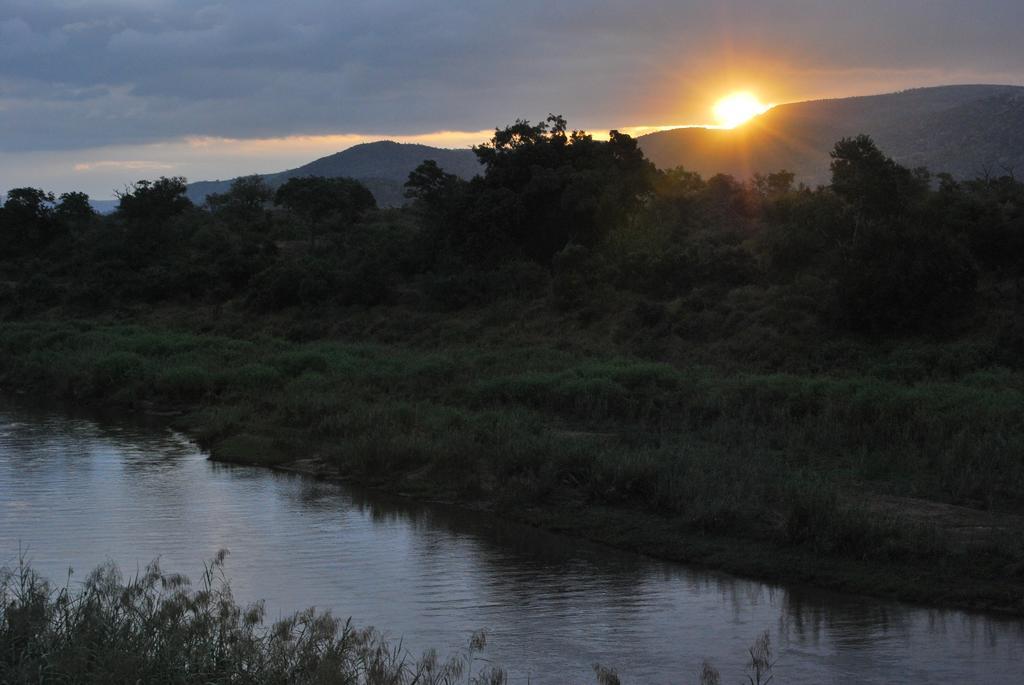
left=206, top=175, right=273, bottom=221
left=273, top=176, right=377, bottom=245
left=829, top=135, right=927, bottom=219
left=116, top=177, right=192, bottom=224
left=55, top=191, right=96, bottom=227
left=465, top=115, right=655, bottom=263
left=1, top=187, right=56, bottom=258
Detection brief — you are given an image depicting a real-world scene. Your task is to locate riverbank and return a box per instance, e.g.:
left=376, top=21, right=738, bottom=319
left=2, top=317, right=1023, bottom=615
left=5, top=551, right=796, bottom=685
left=274, top=455, right=1024, bottom=615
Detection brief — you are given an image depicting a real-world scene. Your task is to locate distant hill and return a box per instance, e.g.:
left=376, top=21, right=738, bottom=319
left=186, top=141, right=480, bottom=208
left=638, top=85, right=1024, bottom=185
left=184, top=85, right=1024, bottom=207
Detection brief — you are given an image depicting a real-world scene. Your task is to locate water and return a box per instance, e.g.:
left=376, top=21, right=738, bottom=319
left=0, top=400, right=1021, bottom=684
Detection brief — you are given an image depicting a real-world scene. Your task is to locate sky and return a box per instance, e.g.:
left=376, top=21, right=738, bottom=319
left=2, top=0, right=1023, bottom=199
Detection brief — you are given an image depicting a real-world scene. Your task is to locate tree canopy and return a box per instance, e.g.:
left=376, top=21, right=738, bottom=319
left=116, top=177, right=192, bottom=224
left=2, top=118, right=1022, bottom=340
left=408, top=115, right=655, bottom=265
left=273, top=176, right=377, bottom=228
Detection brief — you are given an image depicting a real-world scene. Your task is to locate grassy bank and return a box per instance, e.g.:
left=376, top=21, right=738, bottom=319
left=1, top=318, right=1023, bottom=614
left=1, top=554, right=771, bottom=684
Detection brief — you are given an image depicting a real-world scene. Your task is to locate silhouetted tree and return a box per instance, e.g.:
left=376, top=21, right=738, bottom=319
left=753, top=170, right=796, bottom=198
left=116, top=177, right=192, bottom=224
left=206, top=175, right=273, bottom=221
left=0, top=187, right=57, bottom=258
left=405, top=160, right=463, bottom=207
left=830, top=135, right=927, bottom=219
left=273, top=176, right=376, bottom=245
left=3, top=187, right=53, bottom=219
left=55, top=191, right=96, bottom=225
left=421, top=115, right=655, bottom=265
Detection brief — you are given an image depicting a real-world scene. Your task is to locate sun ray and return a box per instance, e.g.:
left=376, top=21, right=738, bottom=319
left=712, top=92, right=771, bottom=128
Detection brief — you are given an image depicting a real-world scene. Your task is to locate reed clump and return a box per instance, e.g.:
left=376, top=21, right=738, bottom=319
left=0, top=552, right=498, bottom=685
left=2, top=556, right=772, bottom=685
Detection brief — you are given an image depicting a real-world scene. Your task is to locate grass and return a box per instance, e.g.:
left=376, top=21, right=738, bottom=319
left=0, top=552, right=504, bottom=684
left=1, top=319, right=1023, bottom=613
left=0, top=555, right=776, bottom=685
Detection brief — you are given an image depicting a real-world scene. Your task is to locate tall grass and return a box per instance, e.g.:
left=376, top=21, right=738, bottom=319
left=1, top=320, right=1023, bottom=607
left=0, top=552, right=500, bottom=685
left=1, top=556, right=767, bottom=685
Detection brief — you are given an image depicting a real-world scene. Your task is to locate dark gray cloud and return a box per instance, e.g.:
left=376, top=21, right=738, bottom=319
left=1, top=0, right=1023, bottom=152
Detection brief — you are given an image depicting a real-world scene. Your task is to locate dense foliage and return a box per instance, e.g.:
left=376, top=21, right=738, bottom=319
left=0, top=553, right=506, bottom=684
left=2, top=121, right=1020, bottom=343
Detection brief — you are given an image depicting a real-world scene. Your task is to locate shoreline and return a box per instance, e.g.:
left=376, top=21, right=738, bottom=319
left=5, top=383, right=1024, bottom=618
left=249, top=452, right=1024, bottom=618
left=2, top=318, right=1023, bottom=618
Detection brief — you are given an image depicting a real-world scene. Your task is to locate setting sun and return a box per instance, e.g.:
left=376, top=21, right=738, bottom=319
left=712, top=92, right=771, bottom=128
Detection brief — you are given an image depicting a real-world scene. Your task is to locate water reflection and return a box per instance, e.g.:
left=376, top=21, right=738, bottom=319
left=1, top=399, right=1021, bottom=684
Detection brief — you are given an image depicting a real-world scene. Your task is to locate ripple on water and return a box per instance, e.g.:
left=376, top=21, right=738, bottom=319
left=1, top=404, right=1022, bottom=684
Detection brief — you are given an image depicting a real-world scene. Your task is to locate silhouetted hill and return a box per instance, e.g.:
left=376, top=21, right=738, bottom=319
left=638, top=85, right=1024, bottom=184
left=184, top=85, right=1024, bottom=206
left=186, top=141, right=480, bottom=207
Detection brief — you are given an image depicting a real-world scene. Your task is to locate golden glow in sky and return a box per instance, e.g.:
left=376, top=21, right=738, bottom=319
left=22, top=92, right=789, bottom=199
left=712, top=92, right=771, bottom=128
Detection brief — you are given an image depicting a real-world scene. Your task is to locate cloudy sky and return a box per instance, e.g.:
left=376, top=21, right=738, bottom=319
left=2, top=0, right=1022, bottom=198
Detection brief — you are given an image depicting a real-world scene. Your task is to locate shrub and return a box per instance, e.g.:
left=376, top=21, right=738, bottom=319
left=0, top=554, right=484, bottom=685
left=91, top=351, right=148, bottom=394
left=833, top=221, right=977, bottom=334
left=155, top=365, right=213, bottom=401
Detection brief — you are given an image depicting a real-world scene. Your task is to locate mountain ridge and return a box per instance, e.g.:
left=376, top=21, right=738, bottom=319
left=184, top=85, right=1024, bottom=207
left=637, top=84, right=1024, bottom=184
left=185, top=141, right=481, bottom=208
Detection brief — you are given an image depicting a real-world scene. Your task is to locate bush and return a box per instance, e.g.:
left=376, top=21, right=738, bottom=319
left=248, top=261, right=338, bottom=311
left=14, top=273, right=61, bottom=308
left=270, top=349, right=331, bottom=376
left=226, top=363, right=284, bottom=390
left=0, top=554, right=486, bottom=685
left=551, top=243, right=611, bottom=310
left=833, top=221, right=977, bottom=334
left=155, top=365, right=213, bottom=401
left=91, top=351, right=148, bottom=394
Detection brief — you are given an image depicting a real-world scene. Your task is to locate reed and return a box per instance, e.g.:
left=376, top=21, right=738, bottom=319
left=1, top=556, right=771, bottom=685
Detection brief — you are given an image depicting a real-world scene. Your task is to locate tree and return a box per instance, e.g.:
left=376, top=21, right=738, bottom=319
left=273, top=176, right=377, bottom=244
left=829, top=135, right=927, bottom=219
left=753, top=170, right=796, bottom=198
left=4, top=187, right=54, bottom=218
left=1, top=187, right=57, bottom=258
left=55, top=191, right=96, bottom=227
left=833, top=219, right=977, bottom=334
left=464, top=115, right=654, bottom=263
left=206, top=175, right=273, bottom=220
left=405, top=160, right=462, bottom=207
left=953, top=174, right=1024, bottom=303
left=116, top=177, right=192, bottom=224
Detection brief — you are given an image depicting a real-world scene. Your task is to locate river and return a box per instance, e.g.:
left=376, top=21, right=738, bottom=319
left=0, top=400, right=1020, bottom=683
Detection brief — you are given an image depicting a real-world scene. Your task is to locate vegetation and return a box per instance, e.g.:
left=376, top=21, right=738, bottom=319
left=1, top=555, right=770, bottom=684
left=0, top=552, right=503, bottom=684
left=1, top=117, right=1024, bottom=612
